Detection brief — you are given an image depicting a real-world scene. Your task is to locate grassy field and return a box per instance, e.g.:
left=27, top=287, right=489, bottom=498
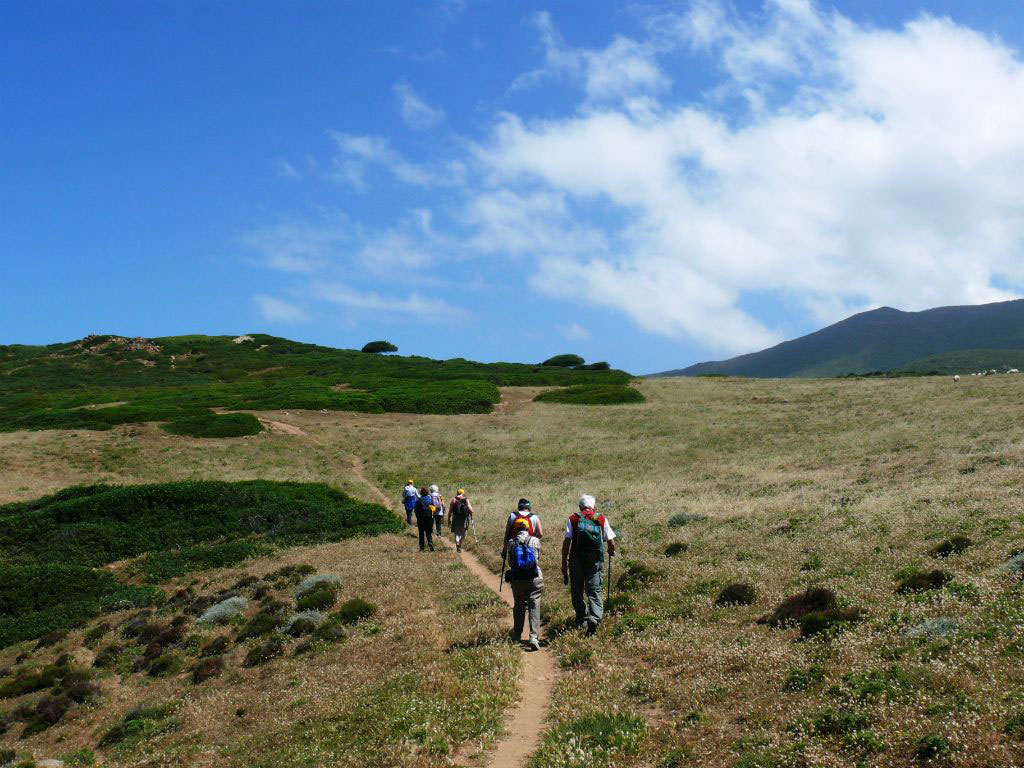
left=2, top=375, right=1024, bottom=767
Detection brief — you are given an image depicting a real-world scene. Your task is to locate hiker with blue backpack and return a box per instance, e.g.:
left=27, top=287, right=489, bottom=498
left=561, top=494, right=617, bottom=635
left=504, top=514, right=544, bottom=651
left=414, top=486, right=438, bottom=552
left=401, top=479, right=419, bottom=526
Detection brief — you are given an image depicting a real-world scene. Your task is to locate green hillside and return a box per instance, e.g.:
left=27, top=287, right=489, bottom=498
left=0, top=333, right=632, bottom=433
left=897, top=348, right=1024, bottom=374
left=655, top=299, right=1024, bottom=378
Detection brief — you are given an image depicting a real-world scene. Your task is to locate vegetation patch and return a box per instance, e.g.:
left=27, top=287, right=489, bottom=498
left=243, top=636, right=285, bottom=667
left=99, top=701, right=180, bottom=748
left=799, top=608, right=865, bottom=638
left=759, top=587, right=839, bottom=628
left=896, top=569, right=953, bottom=594
left=668, top=512, right=707, bottom=527
left=535, top=384, right=645, bottom=405
left=929, top=536, right=972, bottom=558
left=664, top=541, right=689, bottom=557
left=913, top=734, right=951, bottom=762
left=160, top=410, right=263, bottom=438
left=191, top=656, right=224, bottom=684
left=136, top=539, right=275, bottom=581
left=541, top=354, right=585, bottom=367
left=783, top=665, right=825, bottom=692
left=529, top=712, right=647, bottom=768
left=236, top=610, right=285, bottom=640
left=616, top=561, right=662, bottom=592
left=361, top=340, right=398, bottom=354
left=334, top=598, right=377, bottom=625
left=716, top=583, right=756, bottom=606
left=296, top=584, right=338, bottom=612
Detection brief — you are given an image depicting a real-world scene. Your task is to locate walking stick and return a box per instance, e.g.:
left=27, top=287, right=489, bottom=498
left=499, top=547, right=508, bottom=592
left=605, top=550, right=613, bottom=606
left=471, top=516, right=478, bottom=544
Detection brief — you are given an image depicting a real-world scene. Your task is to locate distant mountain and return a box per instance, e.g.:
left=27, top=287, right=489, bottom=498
left=654, top=299, right=1024, bottom=378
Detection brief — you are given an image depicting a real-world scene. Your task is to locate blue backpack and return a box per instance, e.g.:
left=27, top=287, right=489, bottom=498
left=510, top=540, right=538, bottom=580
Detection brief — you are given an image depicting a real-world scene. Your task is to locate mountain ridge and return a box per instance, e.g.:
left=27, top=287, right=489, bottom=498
left=654, top=298, right=1024, bottom=378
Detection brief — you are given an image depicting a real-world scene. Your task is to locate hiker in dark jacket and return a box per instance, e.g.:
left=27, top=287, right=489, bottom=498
left=561, top=494, right=616, bottom=635
left=506, top=516, right=544, bottom=650
left=448, top=488, right=474, bottom=552
left=414, top=486, right=437, bottom=552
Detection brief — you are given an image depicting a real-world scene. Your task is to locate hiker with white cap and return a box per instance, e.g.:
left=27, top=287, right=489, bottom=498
left=505, top=512, right=544, bottom=651
left=401, top=479, right=419, bottom=526
left=430, top=484, right=445, bottom=536
left=448, top=488, right=474, bottom=553
left=561, top=493, right=616, bottom=635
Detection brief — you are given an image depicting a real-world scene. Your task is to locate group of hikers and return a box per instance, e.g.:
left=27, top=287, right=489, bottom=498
left=401, top=482, right=617, bottom=647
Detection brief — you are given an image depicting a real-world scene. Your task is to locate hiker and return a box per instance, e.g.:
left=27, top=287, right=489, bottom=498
left=506, top=515, right=544, bottom=651
left=430, top=484, right=445, bottom=536
left=503, top=498, right=543, bottom=544
left=448, top=489, right=474, bottom=552
left=414, top=486, right=437, bottom=552
left=561, top=494, right=616, bottom=635
left=401, top=479, right=419, bottom=526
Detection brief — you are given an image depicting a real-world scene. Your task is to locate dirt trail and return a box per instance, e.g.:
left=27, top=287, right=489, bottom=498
left=257, top=418, right=307, bottom=437
left=346, top=447, right=556, bottom=768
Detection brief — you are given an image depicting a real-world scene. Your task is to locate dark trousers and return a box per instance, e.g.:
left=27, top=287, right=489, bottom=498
left=435, top=514, right=443, bottom=535
left=417, top=520, right=434, bottom=551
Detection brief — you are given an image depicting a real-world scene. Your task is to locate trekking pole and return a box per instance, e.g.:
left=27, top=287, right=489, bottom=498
left=499, top=547, right=508, bottom=592
left=605, top=550, right=613, bottom=606
left=471, top=516, right=478, bottom=545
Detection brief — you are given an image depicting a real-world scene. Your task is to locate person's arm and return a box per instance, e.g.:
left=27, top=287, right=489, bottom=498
left=604, top=518, right=617, bottom=556
left=534, top=516, right=544, bottom=539
left=561, top=537, right=571, bottom=583
left=466, top=500, right=474, bottom=516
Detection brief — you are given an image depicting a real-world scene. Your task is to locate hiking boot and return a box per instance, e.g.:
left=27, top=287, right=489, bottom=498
left=528, top=637, right=541, bottom=651
left=585, top=623, right=598, bottom=636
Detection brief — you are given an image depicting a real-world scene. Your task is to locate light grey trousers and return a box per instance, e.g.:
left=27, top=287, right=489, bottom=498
left=510, top=576, right=544, bottom=641
left=569, top=559, right=604, bottom=628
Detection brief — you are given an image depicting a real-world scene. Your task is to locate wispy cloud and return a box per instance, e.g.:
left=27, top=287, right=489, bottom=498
left=394, top=83, right=445, bottom=130
left=311, top=280, right=469, bottom=321
left=254, top=294, right=309, bottom=323
left=329, top=131, right=465, bottom=190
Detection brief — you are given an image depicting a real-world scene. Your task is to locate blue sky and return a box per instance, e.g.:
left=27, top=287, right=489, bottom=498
left=4, top=1, right=1024, bottom=374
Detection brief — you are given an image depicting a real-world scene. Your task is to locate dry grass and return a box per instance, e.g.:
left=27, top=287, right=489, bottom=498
left=3, top=377, right=1024, bottom=766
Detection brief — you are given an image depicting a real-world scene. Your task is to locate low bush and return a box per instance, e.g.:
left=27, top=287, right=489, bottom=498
left=200, top=636, right=230, bottom=657
left=783, top=665, right=825, bottom=692
left=759, top=587, right=838, bottom=628
left=668, top=512, right=707, bottom=527
left=535, top=384, right=645, bottom=405
left=93, top=644, right=123, bottom=668
left=160, top=410, right=263, bottom=438
left=716, top=583, right=756, bottom=606
left=531, top=712, right=646, bottom=767
left=21, top=694, right=72, bottom=736
left=295, top=573, right=342, bottom=598
left=616, top=561, right=661, bottom=592
left=137, top=540, right=274, bottom=581
left=197, top=597, right=249, bottom=625
left=243, top=636, right=285, bottom=667
left=99, top=701, right=180, bottom=747
left=147, top=653, right=183, bottom=678
left=664, top=542, right=689, bottom=557
left=191, top=656, right=224, bottom=684
left=896, top=569, right=952, bottom=594
left=266, top=563, right=315, bottom=588
left=799, top=608, right=865, bottom=638
left=929, top=536, right=972, bottom=558
left=913, top=734, right=951, bottom=762
left=334, top=598, right=377, bottom=625
left=313, top=619, right=347, bottom=643
left=0, top=664, right=65, bottom=698
left=283, top=611, right=322, bottom=637
left=296, top=585, right=338, bottom=612
left=83, top=622, right=110, bottom=648
left=237, top=610, right=285, bottom=640
left=809, top=707, right=869, bottom=736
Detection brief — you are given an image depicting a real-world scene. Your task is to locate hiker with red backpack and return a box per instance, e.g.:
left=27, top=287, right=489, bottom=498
left=561, top=494, right=616, bottom=635
left=503, top=498, right=543, bottom=545
left=448, top=489, right=474, bottom=552
left=504, top=514, right=544, bottom=651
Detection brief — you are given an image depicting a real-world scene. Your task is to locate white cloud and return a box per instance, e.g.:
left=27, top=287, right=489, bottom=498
left=512, top=12, right=669, bottom=102
left=241, top=218, right=352, bottom=274
left=311, top=280, right=469, bottom=321
left=254, top=295, right=309, bottom=323
left=274, top=159, right=300, bottom=179
left=329, top=131, right=465, bottom=190
left=470, top=4, right=1024, bottom=352
left=562, top=323, right=590, bottom=341
left=394, top=83, right=445, bottom=130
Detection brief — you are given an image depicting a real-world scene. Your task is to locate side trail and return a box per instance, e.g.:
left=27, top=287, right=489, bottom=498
left=265, top=417, right=557, bottom=767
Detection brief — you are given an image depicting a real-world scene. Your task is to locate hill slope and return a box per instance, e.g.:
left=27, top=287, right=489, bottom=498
left=0, top=334, right=632, bottom=432
left=655, top=299, right=1024, bottom=378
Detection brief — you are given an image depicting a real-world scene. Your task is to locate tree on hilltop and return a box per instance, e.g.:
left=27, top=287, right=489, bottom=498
left=361, top=340, right=398, bottom=354
left=542, top=354, right=585, bottom=367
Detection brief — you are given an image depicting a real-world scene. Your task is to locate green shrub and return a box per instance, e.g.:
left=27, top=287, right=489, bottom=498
left=783, top=665, right=825, bottom=692
left=716, top=583, right=756, bottom=606
left=160, top=411, right=263, bottom=438
left=541, top=354, right=585, bottom=367
left=236, top=610, right=285, bottom=640
left=759, top=587, right=838, bottom=628
left=799, top=608, right=865, bottom=638
left=137, top=540, right=274, bottom=581
left=664, top=542, right=688, bottom=557
left=200, top=636, right=230, bottom=657
left=265, top=563, right=315, bottom=587
left=99, top=701, right=180, bottom=747
left=334, top=598, right=377, bottom=625
left=361, top=341, right=398, bottom=354
left=147, top=653, right=183, bottom=678
left=913, top=734, right=950, bottom=762
left=929, top=536, right=972, bottom=558
left=296, top=585, right=338, bottom=612
left=531, top=712, right=646, bottom=767
left=1005, top=711, right=1024, bottom=740
left=668, top=512, right=707, bottom=527
left=313, top=619, right=346, bottom=643
left=809, top=707, right=869, bottom=736
left=243, top=636, right=285, bottom=667
left=535, top=384, right=645, bottom=405
left=616, top=561, right=661, bottom=592
left=83, top=622, right=110, bottom=648
left=896, top=569, right=952, bottom=594
left=191, top=656, right=224, bottom=684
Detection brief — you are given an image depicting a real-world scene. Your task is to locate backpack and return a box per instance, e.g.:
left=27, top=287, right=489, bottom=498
left=510, top=539, right=538, bottom=580
left=452, top=498, right=469, bottom=523
left=512, top=512, right=534, bottom=536
left=574, top=512, right=605, bottom=566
